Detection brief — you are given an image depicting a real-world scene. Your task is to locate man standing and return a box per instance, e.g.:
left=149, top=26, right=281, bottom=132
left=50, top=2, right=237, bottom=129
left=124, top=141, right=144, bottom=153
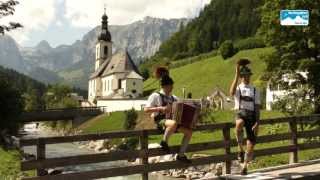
left=144, top=75, right=193, bottom=164
left=229, top=59, right=260, bottom=175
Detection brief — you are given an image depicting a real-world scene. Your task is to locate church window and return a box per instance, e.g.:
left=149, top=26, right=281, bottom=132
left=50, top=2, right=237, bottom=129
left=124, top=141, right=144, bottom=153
left=104, top=46, right=108, bottom=57
left=132, top=89, right=137, bottom=94
left=118, top=79, right=122, bottom=89
left=133, top=82, right=136, bottom=86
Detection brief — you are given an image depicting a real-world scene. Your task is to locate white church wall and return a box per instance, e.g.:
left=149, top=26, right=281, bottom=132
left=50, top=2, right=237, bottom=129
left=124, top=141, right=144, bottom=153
left=97, top=99, right=148, bottom=112
left=123, top=79, right=143, bottom=98
left=102, top=75, right=115, bottom=96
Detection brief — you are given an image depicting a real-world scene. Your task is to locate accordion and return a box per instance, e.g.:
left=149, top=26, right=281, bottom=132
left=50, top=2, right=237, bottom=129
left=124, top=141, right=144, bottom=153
left=172, top=100, right=201, bottom=129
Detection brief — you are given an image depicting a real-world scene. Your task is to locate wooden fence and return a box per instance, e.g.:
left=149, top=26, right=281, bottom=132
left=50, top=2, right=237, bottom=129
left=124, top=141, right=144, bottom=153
left=19, top=114, right=320, bottom=180
left=19, top=107, right=107, bottom=123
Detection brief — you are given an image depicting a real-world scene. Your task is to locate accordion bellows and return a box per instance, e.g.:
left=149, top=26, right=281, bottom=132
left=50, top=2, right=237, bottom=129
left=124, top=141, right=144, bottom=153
left=172, top=100, right=201, bottom=129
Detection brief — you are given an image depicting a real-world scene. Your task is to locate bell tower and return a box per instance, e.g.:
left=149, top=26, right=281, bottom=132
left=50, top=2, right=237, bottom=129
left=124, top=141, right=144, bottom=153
left=95, top=6, right=112, bottom=71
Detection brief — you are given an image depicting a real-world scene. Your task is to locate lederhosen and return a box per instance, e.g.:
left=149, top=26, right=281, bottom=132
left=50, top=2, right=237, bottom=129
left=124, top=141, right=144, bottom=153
left=153, top=92, right=177, bottom=132
left=236, top=86, right=257, bottom=144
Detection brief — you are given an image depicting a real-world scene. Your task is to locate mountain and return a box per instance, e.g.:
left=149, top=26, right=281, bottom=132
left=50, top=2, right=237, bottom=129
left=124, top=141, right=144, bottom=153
left=0, top=36, right=61, bottom=85
left=0, top=35, right=26, bottom=73
left=0, top=17, right=188, bottom=89
left=149, top=0, right=263, bottom=62
left=19, top=17, right=188, bottom=73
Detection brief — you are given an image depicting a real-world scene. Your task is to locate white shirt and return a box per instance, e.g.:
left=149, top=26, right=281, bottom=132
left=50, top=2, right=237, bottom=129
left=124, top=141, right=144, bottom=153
left=234, top=83, right=260, bottom=111
left=146, top=90, right=178, bottom=118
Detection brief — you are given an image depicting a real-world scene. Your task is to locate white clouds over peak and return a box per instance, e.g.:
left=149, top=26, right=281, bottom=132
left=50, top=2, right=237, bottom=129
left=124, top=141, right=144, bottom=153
left=64, top=0, right=211, bottom=27
left=2, top=0, right=56, bottom=44
left=2, top=0, right=211, bottom=46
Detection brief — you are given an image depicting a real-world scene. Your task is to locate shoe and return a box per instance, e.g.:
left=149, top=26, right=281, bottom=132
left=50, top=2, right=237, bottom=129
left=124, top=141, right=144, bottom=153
left=176, top=154, right=192, bottom=164
left=160, top=141, right=170, bottom=153
left=240, top=167, right=248, bottom=175
left=238, top=151, right=245, bottom=163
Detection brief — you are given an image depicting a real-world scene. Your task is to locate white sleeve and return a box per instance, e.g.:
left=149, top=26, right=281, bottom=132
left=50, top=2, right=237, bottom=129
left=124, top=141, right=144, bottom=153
left=173, top=95, right=179, bottom=101
left=255, top=88, right=261, bottom=105
left=146, top=93, right=159, bottom=108
left=234, top=88, right=240, bottom=101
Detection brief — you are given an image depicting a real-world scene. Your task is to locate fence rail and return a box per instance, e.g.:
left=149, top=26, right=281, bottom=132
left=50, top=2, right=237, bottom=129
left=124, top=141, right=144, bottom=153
left=19, top=114, right=320, bottom=180
left=19, top=107, right=107, bottom=123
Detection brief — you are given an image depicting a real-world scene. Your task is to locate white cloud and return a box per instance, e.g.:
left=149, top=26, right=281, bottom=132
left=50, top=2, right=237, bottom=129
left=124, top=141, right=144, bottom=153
left=0, top=0, right=56, bottom=44
left=64, top=0, right=211, bottom=27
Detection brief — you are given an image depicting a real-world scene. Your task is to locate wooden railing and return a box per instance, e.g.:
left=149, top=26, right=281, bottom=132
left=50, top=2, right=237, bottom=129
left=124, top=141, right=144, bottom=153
left=19, top=115, right=320, bottom=180
left=19, top=107, right=107, bottom=123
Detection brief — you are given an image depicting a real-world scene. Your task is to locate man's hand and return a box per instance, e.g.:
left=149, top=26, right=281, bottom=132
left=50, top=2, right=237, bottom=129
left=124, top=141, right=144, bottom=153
left=159, top=106, right=167, bottom=113
left=252, top=122, right=259, bottom=135
left=236, top=63, right=240, bottom=76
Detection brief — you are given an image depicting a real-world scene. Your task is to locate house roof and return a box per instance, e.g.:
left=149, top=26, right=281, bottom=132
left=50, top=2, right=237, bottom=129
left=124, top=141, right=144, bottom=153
left=125, top=71, right=143, bottom=80
left=90, top=58, right=110, bottom=79
left=90, top=50, right=141, bottom=79
left=102, top=50, right=140, bottom=77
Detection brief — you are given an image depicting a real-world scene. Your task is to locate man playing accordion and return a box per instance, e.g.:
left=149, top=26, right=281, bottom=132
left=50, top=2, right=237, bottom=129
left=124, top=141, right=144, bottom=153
left=144, top=74, right=193, bottom=164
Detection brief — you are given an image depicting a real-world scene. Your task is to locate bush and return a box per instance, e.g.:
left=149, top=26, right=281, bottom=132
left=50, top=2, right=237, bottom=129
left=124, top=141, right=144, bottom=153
left=219, top=40, right=236, bottom=59
left=124, top=108, right=138, bottom=130
left=173, top=52, right=194, bottom=61
left=235, top=37, right=266, bottom=51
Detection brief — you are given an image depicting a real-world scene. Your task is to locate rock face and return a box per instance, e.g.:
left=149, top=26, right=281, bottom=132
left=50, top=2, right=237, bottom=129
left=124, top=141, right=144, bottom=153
left=21, top=17, right=188, bottom=71
left=1, top=17, right=188, bottom=88
left=0, top=35, right=26, bottom=73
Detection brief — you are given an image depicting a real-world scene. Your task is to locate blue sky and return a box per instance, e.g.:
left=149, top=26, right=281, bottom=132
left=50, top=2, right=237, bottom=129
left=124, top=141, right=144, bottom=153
left=2, top=0, right=211, bottom=48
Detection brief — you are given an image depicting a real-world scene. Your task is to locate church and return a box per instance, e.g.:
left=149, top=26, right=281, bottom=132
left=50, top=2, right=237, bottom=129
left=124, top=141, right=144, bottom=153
left=88, top=10, right=144, bottom=104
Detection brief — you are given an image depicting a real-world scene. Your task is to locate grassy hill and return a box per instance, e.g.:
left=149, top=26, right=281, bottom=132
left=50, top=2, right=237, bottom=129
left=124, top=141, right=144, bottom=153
left=144, top=47, right=274, bottom=98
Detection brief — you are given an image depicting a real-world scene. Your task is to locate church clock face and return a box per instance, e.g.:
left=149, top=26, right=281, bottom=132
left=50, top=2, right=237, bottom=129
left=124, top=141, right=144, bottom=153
left=102, top=29, right=107, bottom=34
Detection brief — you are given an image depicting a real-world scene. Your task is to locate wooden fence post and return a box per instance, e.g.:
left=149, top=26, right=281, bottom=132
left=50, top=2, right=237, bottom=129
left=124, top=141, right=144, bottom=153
left=222, top=124, right=231, bottom=174
left=140, top=130, right=149, bottom=180
left=289, top=118, right=298, bottom=164
left=37, top=139, right=47, bottom=176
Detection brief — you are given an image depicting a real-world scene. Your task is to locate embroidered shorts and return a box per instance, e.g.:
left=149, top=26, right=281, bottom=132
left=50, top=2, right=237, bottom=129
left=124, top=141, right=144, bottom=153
left=236, top=109, right=258, bottom=144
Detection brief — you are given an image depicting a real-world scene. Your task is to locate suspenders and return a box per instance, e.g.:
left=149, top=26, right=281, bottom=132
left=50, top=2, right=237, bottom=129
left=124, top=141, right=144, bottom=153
left=238, top=86, right=256, bottom=112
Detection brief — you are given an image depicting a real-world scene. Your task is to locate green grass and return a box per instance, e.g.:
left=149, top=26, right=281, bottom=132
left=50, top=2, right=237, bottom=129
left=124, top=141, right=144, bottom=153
left=79, top=112, right=126, bottom=133
left=0, top=147, right=35, bottom=179
left=144, top=47, right=274, bottom=98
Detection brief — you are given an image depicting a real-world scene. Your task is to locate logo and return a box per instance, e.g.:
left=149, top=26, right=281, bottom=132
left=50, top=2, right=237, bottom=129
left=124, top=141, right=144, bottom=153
left=280, top=10, right=309, bottom=26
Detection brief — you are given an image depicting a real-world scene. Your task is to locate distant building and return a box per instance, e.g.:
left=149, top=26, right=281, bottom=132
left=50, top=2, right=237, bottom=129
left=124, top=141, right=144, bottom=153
left=88, top=10, right=144, bottom=105
left=266, top=72, right=308, bottom=111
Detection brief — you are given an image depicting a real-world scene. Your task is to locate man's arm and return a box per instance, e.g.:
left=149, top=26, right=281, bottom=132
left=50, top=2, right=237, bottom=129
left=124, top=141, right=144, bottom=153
left=229, top=64, right=240, bottom=96
left=144, top=106, right=166, bottom=113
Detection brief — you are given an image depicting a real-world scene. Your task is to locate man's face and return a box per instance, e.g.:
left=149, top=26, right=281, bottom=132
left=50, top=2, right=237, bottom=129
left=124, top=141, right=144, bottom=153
left=162, top=84, right=173, bottom=94
left=241, top=75, right=251, bottom=84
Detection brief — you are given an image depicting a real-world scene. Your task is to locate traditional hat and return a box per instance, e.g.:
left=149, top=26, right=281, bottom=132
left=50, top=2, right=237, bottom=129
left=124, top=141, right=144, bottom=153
left=161, top=75, right=174, bottom=86
left=239, top=66, right=253, bottom=76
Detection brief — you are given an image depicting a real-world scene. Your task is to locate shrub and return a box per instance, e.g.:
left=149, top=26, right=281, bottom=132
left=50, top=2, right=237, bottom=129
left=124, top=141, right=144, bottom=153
left=235, top=37, right=266, bottom=51
left=219, top=40, right=236, bottom=59
left=124, top=108, right=138, bottom=130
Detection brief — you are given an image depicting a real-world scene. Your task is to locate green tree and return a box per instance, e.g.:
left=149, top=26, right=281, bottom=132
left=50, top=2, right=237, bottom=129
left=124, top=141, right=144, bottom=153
left=259, top=0, right=320, bottom=113
left=219, top=40, right=236, bottom=59
left=0, top=78, right=24, bottom=134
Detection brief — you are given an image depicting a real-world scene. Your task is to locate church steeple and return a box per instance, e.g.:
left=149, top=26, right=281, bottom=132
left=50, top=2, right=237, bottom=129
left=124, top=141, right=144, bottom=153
left=98, top=5, right=111, bottom=42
